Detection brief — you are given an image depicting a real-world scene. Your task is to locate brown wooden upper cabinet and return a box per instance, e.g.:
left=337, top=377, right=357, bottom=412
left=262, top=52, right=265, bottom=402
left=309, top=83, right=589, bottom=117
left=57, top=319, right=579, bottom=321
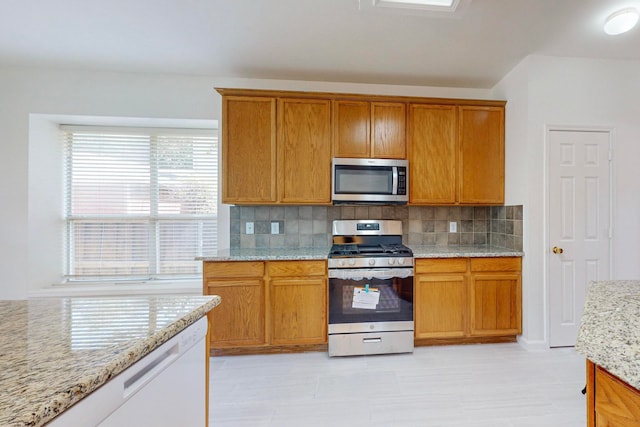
left=222, top=96, right=277, bottom=204
left=409, top=103, right=505, bottom=205
left=333, top=100, right=406, bottom=159
left=218, top=88, right=504, bottom=206
left=278, top=98, right=332, bottom=204
left=459, top=106, right=505, bottom=204
left=220, top=92, right=331, bottom=205
left=409, top=104, right=458, bottom=204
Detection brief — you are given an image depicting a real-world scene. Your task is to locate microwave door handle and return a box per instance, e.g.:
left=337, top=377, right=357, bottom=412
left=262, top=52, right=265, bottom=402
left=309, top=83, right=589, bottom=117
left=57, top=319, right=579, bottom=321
left=392, top=166, right=398, bottom=195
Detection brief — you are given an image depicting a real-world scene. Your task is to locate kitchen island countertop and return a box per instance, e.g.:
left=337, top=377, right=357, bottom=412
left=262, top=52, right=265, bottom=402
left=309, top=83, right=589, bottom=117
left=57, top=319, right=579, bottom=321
left=576, top=280, right=640, bottom=390
left=199, top=245, right=523, bottom=262
left=0, top=294, right=220, bottom=427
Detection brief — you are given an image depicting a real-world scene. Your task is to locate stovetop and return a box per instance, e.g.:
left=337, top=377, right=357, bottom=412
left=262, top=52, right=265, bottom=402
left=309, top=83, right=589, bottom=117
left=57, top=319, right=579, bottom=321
left=329, top=243, right=413, bottom=258
left=328, top=219, right=413, bottom=268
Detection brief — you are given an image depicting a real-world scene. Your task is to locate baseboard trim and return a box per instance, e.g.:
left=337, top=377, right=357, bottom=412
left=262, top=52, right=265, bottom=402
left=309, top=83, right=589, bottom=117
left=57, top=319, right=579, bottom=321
left=211, top=343, right=328, bottom=356
left=415, top=335, right=517, bottom=347
left=516, top=336, right=549, bottom=351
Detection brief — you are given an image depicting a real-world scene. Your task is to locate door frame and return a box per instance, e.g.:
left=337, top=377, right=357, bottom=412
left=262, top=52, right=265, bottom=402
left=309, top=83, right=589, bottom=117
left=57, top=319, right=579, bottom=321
left=544, top=124, right=615, bottom=347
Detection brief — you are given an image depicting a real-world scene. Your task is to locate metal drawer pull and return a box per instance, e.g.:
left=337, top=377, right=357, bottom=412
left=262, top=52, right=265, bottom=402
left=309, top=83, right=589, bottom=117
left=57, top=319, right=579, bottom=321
left=363, top=338, right=382, bottom=343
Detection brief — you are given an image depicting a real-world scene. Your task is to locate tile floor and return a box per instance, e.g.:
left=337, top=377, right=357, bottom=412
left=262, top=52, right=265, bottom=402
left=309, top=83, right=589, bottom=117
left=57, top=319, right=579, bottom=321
left=210, top=343, right=586, bottom=427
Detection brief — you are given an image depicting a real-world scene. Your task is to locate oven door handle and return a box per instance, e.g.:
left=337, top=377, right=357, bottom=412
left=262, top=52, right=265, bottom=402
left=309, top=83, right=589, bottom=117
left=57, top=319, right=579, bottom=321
left=328, top=268, right=414, bottom=280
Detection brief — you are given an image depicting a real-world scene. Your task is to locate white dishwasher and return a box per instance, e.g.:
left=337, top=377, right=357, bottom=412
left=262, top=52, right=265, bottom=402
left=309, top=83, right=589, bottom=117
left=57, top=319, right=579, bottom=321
left=49, top=316, right=208, bottom=427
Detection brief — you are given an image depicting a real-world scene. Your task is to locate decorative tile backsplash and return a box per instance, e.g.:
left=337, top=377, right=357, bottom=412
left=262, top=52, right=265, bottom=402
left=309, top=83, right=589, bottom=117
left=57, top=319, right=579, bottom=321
left=230, top=205, right=523, bottom=251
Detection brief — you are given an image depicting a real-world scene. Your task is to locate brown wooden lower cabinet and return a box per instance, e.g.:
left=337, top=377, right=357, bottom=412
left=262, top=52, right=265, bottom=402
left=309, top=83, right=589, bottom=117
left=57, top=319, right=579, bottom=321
left=205, top=256, right=521, bottom=353
left=204, top=261, right=265, bottom=347
left=415, top=258, right=467, bottom=339
left=415, top=257, right=522, bottom=345
left=269, top=262, right=327, bottom=345
left=203, top=260, right=327, bottom=355
left=469, top=257, right=522, bottom=337
left=587, top=359, right=640, bottom=427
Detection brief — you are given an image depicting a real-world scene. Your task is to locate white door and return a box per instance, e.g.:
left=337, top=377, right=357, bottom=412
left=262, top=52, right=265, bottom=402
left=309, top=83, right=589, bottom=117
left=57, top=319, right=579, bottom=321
left=548, top=129, right=611, bottom=347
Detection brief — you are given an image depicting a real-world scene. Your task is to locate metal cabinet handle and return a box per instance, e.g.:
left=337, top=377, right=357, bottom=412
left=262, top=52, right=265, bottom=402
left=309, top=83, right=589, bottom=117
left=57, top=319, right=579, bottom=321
left=552, top=246, right=564, bottom=254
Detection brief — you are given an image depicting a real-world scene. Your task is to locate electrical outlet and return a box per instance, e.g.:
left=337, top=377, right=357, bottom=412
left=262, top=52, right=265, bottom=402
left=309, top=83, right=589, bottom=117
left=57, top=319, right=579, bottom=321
left=245, top=222, right=254, bottom=234
left=449, top=221, right=457, bottom=233
left=271, top=222, right=279, bottom=234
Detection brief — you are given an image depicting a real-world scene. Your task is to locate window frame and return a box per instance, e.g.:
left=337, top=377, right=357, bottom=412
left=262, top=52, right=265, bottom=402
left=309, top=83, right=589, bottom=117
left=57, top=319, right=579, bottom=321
left=61, top=125, right=218, bottom=284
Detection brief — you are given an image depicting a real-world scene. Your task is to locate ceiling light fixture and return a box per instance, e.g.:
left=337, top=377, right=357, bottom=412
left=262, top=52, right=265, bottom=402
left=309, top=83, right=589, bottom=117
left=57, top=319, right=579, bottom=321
left=373, top=0, right=460, bottom=12
left=603, top=7, right=639, bottom=35
left=381, top=0, right=454, bottom=6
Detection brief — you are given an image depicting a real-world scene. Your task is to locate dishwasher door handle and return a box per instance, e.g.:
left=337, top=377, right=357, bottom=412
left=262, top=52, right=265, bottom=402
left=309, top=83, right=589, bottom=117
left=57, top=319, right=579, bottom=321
left=123, top=343, right=179, bottom=398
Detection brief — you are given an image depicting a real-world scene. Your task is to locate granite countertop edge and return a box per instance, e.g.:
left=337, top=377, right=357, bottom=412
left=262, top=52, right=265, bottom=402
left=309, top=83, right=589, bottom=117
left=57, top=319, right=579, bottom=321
left=8, top=295, right=221, bottom=427
left=199, top=246, right=523, bottom=261
left=575, top=280, right=640, bottom=390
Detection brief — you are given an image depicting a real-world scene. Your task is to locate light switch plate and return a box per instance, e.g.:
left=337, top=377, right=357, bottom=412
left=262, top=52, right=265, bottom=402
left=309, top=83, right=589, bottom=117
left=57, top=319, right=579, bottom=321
left=271, top=222, right=279, bottom=234
left=246, top=222, right=254, bottom=234
left=449, top=221, right=457, bottom=233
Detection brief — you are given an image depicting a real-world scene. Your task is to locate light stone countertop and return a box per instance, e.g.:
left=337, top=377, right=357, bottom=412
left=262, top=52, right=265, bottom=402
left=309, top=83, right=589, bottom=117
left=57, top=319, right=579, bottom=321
left=199, top=247, right=331, bottom=261
left=409, top=245, right=523, bottom=258
left=199, top=245, right=523, bottom=262
left=576, top=280, right=640, bottom=390
left=0, top=295, right=220, bottom=427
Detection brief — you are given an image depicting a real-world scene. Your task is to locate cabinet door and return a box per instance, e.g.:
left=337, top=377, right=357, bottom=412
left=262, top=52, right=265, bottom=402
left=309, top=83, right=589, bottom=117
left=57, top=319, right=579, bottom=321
left=278, top=98, right=332, bottom=204
left=469, top=272, right=521, bottom=336
left=203, top=261, right=265, bottom=348
left=415, top=274, right=467, bottom=339
left=333, top=100, right=370, bottom=158
left=459, top=106, right=504, bottom=204
left=595, top=366, right=640, bottom=426
left=414, top=258, right=468, bottom=339
left=270, top=276, right=327, bottom=345
left=409, top=104, right=457, bottom=204
left=222, top=96, right=277, bottom=204
left=268, top=261, right=327, bottom=345
left=469, top=257, right=521, bottom=336
left=206, top=279, right=265, bottom=347
left=371, top=102, right=406, bottom=159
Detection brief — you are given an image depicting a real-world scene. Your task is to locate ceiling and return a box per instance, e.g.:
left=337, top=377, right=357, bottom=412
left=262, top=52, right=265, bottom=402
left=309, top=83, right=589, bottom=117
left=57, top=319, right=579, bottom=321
left=1, top=0, right=640, bottom=88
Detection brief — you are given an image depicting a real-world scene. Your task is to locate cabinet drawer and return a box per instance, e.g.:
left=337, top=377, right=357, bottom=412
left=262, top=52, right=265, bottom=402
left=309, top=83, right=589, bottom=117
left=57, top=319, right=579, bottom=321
left=267, top=260, right=327, bottom=277
left=415, top=258, right=468, bottom=274
left=204, top=261, right=264, bottom=279
left=206, top=278, right=263, bottom=290
left=470, top=257, right=521, bottom=272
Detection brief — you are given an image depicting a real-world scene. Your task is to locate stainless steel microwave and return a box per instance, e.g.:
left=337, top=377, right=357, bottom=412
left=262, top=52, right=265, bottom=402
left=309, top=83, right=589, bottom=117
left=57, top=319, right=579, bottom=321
left=332, top=158, right=408, bottom=204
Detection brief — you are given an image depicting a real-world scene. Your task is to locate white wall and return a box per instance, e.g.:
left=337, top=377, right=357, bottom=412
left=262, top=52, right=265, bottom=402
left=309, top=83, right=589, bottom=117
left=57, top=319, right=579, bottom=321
left=493, top=55, right=640, bottom=347
left=0, top=67, right=493, bottom=299
left=0, top=66, right=220, bottom=299
left=491, top=57, right=543, bottom=346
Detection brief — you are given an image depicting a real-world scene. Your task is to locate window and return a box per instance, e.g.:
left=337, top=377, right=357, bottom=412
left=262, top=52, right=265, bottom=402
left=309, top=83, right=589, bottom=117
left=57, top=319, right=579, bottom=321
left=61, top=126, right=217, bottom=283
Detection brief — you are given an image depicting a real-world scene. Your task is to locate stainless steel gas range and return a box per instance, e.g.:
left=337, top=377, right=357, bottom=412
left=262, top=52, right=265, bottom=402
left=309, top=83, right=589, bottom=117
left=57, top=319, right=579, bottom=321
left=327, top=220, right=414, bottom=357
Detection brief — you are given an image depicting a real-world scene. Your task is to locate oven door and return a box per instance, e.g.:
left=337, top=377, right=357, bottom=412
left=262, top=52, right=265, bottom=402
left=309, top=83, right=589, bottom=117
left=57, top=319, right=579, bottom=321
left=328, top=268, right=413, bottom=328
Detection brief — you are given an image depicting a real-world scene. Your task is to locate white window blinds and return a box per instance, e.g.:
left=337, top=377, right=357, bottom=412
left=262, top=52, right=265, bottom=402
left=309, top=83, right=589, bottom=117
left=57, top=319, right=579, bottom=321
left=61, top=126, right=217, bottom=282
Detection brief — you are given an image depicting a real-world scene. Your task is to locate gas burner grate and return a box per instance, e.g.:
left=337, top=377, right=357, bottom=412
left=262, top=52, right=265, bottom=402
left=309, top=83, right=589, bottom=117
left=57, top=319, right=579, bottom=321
left=380, top=244, right=412, bottom=255
left=330, top=244, right=360, bottom=256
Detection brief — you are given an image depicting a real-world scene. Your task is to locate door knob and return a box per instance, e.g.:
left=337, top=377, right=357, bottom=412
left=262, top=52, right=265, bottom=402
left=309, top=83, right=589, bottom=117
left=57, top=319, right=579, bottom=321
left=552, top=246, right=564, bottom=254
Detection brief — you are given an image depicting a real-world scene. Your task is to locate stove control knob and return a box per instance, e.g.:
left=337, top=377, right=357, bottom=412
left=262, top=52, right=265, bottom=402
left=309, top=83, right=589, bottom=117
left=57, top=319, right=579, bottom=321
left=388, top=258, right=396, bottom=265
left=339, top=259, right=346, bottom=267
left=348, top=259, right=356, bottom=266
left=368, top=259, right=375, bottom=266
left=397, top=258, right=405, bottom=265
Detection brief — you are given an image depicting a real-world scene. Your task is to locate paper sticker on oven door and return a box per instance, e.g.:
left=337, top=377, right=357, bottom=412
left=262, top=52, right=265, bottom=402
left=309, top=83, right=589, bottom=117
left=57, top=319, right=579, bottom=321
left=352, top=286, right=380, bottom=309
